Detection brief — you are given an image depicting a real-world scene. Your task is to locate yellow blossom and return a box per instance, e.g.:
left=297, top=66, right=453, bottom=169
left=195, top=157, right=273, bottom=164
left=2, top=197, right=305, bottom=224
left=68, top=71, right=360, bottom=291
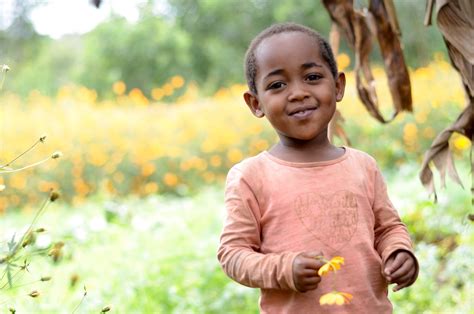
left=113, top=81, right=126, bottom=95
left=151, top=87, right=164, bottom=100
left=319, top=291, right=353, bottom=305
left=318, top=256, right=344, bottom=276
left=453, top=135, right=471, bottom=150
left=170, top=75, right=185, bottom=89
left=336, top=53, right=351, bottom=71
left=163, top=173, right=178, bottom=187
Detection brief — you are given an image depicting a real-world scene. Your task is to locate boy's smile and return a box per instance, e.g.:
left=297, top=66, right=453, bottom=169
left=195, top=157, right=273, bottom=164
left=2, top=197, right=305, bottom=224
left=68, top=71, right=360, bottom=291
left=244, top=31, right=345, bottom=148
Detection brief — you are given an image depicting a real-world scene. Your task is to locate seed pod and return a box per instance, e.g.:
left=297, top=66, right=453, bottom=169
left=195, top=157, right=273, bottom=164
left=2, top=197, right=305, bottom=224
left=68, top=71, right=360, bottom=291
left=40, top=276, right=52, bottom=281
left=22, top=231, right=36, bottom=247
left=70, top=273, right=79, bottom=288
left=50, top=191, right=60, bottom=202
left=101, top=306, right=111, bottom=313
left=51, top=151, right=63, bottom=159
left=28, top=290, right=40, bottom=298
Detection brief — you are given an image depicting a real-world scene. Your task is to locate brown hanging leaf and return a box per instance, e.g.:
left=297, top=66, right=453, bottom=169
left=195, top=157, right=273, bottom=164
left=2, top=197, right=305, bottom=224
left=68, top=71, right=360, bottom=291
left=322, top=0, right=413, bottom=123
left=419, top=102, right=473, bottom=200
left=329, top=109, right=351, bottom=146
left=369, top=0, right=413, bottom=116
left=421, top=0, right=474, bottom=200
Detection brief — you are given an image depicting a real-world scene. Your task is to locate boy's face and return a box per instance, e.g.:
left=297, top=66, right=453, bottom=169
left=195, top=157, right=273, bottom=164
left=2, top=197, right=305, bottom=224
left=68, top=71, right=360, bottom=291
left=244, top=32, right=345, bottom=143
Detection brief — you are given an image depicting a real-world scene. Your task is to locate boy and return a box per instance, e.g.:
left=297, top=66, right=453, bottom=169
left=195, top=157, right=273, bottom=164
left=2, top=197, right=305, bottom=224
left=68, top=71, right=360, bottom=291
left=217, top=23, right=418, bottom=313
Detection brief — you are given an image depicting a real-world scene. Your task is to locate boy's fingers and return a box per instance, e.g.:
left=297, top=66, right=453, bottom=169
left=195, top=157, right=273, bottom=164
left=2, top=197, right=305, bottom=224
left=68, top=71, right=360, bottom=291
left=390, top=270, right=414, bottom=285
left=384, top=252, right=406, bottom=275
left=393, top=280, right=411, bottom=292
left=303, top=251, right=324, bottom=259
left=302, top=276, right=321, bottom=285
left=301, top=268, right=320, bottom=276
left=388, top=260, right=413, bottom=280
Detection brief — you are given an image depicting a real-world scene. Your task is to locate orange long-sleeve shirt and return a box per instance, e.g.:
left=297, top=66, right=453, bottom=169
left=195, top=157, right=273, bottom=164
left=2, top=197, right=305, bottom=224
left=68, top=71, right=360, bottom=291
left=217, top=147, right=418, bottom=313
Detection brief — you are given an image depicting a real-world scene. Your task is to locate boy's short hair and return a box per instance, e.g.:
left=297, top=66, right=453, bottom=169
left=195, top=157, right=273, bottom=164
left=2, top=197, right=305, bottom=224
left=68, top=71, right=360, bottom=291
left=244, top=22, right=338, bottom=95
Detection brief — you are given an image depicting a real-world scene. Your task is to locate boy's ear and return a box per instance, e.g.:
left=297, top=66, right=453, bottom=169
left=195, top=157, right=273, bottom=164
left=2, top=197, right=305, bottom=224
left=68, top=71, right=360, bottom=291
left=243, top=91, right=264, bottom=118
left=335, top=72, right=346, bottom=102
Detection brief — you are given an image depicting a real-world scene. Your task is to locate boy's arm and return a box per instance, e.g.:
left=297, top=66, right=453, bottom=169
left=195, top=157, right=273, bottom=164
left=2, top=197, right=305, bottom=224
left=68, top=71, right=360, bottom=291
left=372, top=165, right=419, bottom=286
left=217, top=167, right=299, bottom=291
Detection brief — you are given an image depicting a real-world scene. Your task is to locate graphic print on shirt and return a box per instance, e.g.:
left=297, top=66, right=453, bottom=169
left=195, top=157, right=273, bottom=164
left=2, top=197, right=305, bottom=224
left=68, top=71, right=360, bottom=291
left=294, top=190, right=358, bottom=251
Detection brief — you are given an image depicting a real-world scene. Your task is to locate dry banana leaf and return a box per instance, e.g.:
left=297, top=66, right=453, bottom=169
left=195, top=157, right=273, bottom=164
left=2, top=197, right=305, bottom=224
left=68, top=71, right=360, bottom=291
left=328, top=25, right=351, bottom=146
left=419, top=101, right=473, bottom=200
left=328, top=109, right=351, bottom=146
left=322, top=0, right=413, bottom=123
left=369, top=0, right=413, bottom=116
left=421, top=0, right=474, bottom=201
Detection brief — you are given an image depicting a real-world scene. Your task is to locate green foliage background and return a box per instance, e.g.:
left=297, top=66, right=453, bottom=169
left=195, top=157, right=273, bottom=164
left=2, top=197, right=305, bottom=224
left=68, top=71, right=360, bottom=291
left=1, top=172, right=472, bottom=313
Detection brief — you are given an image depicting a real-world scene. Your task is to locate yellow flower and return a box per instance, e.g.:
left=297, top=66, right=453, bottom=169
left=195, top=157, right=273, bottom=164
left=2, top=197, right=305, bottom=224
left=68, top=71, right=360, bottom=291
left=112, top=81, right=126, bottom=95
left=318, top=256, right=344, bottom=276
left=163, top=172, right=178, bottom=187
left=170, top=75, right=185, bottom=89
left=336, top=53, right=351, bottom=71
left=319, top=291, right=353, bottom=305
left=453, top=135, right=470, bottom=150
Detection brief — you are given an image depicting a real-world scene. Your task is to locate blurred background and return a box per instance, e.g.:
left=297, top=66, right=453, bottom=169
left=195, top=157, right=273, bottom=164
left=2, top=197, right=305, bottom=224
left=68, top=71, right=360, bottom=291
left=0, top=0, right=472, bottom=313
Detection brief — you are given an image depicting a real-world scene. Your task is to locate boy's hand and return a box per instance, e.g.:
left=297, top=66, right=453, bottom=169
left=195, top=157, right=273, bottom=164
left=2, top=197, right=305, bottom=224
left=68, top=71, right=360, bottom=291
left=292, top=251, right=325, bottom=292
left=384, top=250, right=417, bottom=292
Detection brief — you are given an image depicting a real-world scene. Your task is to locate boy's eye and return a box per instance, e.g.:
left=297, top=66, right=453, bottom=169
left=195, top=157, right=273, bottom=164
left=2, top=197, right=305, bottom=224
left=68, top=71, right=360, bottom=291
left=267, top=81, right=285, bottom=90
left=306, top=73, right=322, bottom=81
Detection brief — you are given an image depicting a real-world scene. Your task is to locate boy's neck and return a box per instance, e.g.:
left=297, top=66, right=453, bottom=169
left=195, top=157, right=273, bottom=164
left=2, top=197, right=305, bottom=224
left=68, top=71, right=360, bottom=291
left=269, top=135, right=344, bottom=163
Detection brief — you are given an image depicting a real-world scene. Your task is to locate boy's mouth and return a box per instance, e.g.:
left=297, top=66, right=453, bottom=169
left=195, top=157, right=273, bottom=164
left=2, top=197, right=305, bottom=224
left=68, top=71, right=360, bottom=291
left=289, top=105, right=319, bottom=118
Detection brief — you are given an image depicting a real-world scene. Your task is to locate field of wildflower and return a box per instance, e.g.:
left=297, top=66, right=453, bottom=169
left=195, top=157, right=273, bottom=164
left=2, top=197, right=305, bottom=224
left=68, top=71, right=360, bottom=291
left=0, top=56, right=470, bottom=211
left=1, top=57, right=472, bottom=312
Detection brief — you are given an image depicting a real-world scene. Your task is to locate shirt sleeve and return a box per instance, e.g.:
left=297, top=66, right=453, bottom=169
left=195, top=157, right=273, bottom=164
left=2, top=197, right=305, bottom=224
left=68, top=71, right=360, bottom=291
left=372, top=164, right=419, bottom=282
left=217, top=166, right=299, bottom=291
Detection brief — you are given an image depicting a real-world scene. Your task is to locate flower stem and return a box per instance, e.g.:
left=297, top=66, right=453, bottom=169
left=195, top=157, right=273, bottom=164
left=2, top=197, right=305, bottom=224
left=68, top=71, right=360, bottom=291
left=0, top=137, right=45, bottom=169
left=0, top=156, right=51, bottom=174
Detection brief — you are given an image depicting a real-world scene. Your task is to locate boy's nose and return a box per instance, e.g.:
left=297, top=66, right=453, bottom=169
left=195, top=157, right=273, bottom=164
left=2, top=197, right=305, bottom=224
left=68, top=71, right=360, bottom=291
left=287, top=82, right=310, bottom=101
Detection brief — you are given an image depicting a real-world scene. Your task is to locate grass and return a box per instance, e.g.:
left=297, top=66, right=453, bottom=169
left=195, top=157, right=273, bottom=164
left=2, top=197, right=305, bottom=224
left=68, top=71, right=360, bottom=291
left=0, top=162, right=472, bottom=313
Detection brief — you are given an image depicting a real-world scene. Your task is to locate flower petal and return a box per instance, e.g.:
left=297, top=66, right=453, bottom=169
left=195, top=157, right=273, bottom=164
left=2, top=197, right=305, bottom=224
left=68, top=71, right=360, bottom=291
left=335, top=294, right=345, bottom=305
left=332, top=256, right=345, bottom=264
left=318, top=263, right=331, bottom=276
left=341, top=292, right=353, bottom=303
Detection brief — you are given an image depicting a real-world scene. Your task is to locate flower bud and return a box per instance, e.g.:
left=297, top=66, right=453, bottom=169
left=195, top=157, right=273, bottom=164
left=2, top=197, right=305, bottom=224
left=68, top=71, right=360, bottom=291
left=28, top=290, right=40, bottom=298
left=50, top=191, right=60, bottom=202
left=51, top=151, right=63, bottom=159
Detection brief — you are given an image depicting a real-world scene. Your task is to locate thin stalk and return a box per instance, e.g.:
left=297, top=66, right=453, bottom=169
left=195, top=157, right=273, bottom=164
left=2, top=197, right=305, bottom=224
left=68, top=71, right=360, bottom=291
left=0, top=268, right=25, bottom=290
left=72, top=286, right=88, bottom=314
left=1, top=194, right=50, bottom=264
left=2, top=279, right=43, bottom=291
left=0, top=156, right=51, bottom=174
left=0, top=137, right=45, bottom=169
